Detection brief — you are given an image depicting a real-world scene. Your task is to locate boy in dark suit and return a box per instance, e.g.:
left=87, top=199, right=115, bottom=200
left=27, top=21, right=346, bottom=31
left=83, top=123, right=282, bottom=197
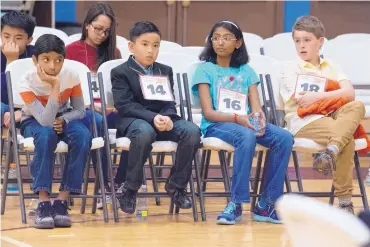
left=111, top=21, right=201, bottom=214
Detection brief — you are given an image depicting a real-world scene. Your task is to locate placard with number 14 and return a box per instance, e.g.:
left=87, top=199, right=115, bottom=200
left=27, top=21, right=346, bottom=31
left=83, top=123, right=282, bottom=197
left=139, top=75, right=174, bottom=101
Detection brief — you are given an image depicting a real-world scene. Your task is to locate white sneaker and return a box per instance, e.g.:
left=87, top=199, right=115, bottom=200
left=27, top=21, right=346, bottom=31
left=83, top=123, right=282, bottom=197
left=97, top=195, right=112, bottom=210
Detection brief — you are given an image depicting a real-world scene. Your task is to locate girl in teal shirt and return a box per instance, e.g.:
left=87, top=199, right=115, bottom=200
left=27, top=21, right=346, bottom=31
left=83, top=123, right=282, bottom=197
left=192, top=21, right=293, bottom=225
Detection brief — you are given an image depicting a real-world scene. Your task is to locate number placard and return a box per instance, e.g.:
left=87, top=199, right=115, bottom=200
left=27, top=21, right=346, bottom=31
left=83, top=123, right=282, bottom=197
left=217, top=87, right=248, bottom=115
left=139, top=75, right=174, bottom=101
left=91, top=73, right=100, bottom=99
left=294, top=74, right=327, bottom=98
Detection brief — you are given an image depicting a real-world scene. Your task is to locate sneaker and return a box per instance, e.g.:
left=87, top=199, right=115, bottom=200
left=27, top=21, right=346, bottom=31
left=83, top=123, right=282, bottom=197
left=313, top=149, right=336, bottom=176
left=97, top=185, right=112, bottom=210
left=52, top=200, right=72, bottom=227
left=339, top=202, right=355, bottom=215
left=216, top=202, right=243, bottom=225
left=172, top=188, right=192, bottom=209
left=253, top=202, right=281, bottom=224
left=34, top=201, right=55, bottom=229
left=118, top=183, right=137, bottom=214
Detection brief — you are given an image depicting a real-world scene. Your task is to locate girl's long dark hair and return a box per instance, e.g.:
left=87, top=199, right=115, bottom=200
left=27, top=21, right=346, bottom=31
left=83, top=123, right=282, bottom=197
left=199, top=21, right=249, bottom=68
left=81, top=2, right=117, bottom=68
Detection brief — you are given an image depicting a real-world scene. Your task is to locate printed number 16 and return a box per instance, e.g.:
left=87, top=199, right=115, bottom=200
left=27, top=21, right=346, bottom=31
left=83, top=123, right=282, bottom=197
left=224, top=98, right=241, bottom=110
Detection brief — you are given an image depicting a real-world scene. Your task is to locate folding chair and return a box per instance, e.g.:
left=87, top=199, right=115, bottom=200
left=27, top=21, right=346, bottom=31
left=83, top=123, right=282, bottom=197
left=263, top=58, right=369, bottom=210
left=31, top=26, right=70, bottom=45
left=96, top=59, right=201, bottom=222
left=2, top=58, right=109, bottom=223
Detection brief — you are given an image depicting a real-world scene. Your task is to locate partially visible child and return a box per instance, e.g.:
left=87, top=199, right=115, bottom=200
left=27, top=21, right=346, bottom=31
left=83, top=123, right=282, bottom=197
left=192, top=20, right=293, bottom=225
left=19, top=34, right=91, bottom=229
left=66, top=2, right=126, bottom=208
left=1, top=11, right=35, bottom=127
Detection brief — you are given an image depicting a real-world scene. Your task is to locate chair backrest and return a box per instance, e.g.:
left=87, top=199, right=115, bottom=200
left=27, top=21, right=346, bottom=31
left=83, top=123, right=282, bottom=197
left=117, top=45, right=131, bottom=62
left=276, top=194, right=370, bottom=247
left=116, top=35, right=128, bottom=47
left=171, top=46, right=204, bottom=58
left=263, top=32, right=328, bottom=61
left=242, top=32, right=264, bottom=54
left=324, top=41, right=370, bottom=86
left=160, top=40, right=182, bottom=53
left=96, top=59, right=126, bottom=107
left=68, top=33, right=82, bottom=44
left=332, top=33, right=370, bottom=42
left=184, top=60, right=206, bottom=107
left=31, top=26, right=70, bottom=46
left=6, top=59, right=92, bottom=107
left=5, top=58, right=35, bottom=107
left=62, top=60, right=92, bottom=106
left=157, top=52, right=199, bottom=104
left=249, top=53, right=282, bottom=108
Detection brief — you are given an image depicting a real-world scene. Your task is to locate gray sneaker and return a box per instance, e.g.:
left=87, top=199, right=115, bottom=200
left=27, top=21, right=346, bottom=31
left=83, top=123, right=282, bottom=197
left=313, top=149, right=336, bottom=176
left=52, top=200, right=71, bottom=228
left=34, top=201, right=55, bottom=229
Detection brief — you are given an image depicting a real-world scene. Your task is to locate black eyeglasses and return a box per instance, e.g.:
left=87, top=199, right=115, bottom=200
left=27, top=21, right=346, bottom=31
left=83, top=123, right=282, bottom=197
left=90, top=23, right=111, bottom=36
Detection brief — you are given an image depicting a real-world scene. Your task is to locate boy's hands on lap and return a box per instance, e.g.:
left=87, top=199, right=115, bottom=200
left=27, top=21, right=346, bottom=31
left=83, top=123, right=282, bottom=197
left=2, top=41, right=20, bottom=65
left=53, top=117, right=65, bottom=134
left=154, top=115, right=170, bottom=132
left=296, top=91, right=323, bottom=108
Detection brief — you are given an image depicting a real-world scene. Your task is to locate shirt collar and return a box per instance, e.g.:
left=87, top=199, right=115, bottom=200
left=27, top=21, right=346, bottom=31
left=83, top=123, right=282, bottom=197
left=298, top=57, right=328, bottom=69
left=133, top=56, right=153, bottom=75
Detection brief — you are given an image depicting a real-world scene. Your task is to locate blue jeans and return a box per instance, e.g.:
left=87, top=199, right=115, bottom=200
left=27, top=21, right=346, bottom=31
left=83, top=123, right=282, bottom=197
left=20, top=118, right=92, bottom=194
left=205, top=122, right=293, bottom=203
left=81, top=110, right=128, bottom=186
left=122, top=119, right=201, bottom=190
left=1, top=102, right=9, bottom=126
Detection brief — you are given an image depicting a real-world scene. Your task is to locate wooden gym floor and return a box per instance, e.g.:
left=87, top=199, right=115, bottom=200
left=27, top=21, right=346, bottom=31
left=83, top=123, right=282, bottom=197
left=1, top=150, right=369, bottom=247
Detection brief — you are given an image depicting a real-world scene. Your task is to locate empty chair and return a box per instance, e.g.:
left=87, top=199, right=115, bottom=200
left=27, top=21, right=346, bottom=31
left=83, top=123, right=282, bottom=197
left=68, top=33, right=82, bottom=43
left=242, top=32, right=263, bottom=54
left=332, top=33, right=370, bottom=42
left=171, top=46, right=204, bottom=58
left=31, top=26, right=70, bottom=45
left=324, top=40, right=370, bottom=117
left=159, top=40, right=182, bottom=53
left=276, top=194, right=370, bottom=247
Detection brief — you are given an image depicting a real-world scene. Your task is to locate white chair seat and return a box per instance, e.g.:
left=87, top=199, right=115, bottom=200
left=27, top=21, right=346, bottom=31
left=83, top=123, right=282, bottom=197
left=293, top=138, right=367, bottom=153
left=115, top=137, right=178, bottom=152
left=19, top=137, right=104, bottom=153
left=201, top=136, right=267, bottom=152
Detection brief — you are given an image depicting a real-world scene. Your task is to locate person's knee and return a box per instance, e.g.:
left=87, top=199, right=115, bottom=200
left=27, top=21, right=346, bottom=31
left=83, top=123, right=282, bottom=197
left=349, top=101, right=365, bottom=117
left=75, top=125, right=92, bottom=150
left=131, top=123, right=156, bottom=146
left=179, top=122, right=201, bottom=146
left=35, top=127, right=58, bottom=147
left=234, top=128, right=256, bottom=147
left=278, top=129, right=294, bottom=147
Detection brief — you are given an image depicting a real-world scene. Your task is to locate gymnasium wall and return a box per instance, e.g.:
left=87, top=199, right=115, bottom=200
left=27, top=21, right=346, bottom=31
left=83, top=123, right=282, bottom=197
left=53, top=0, right=370, bottom=45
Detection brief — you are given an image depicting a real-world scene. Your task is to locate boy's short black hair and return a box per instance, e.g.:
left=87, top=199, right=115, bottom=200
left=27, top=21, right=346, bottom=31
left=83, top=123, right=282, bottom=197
left=1, top=11, right=36, bottom=38
left=129, top=21, right=161, bottom=42
left=34, top=34, right=66, bottom=59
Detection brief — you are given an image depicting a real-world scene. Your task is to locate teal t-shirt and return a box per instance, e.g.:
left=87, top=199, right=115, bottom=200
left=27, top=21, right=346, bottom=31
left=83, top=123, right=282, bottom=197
left=191, top=62, right=260, bottom=135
